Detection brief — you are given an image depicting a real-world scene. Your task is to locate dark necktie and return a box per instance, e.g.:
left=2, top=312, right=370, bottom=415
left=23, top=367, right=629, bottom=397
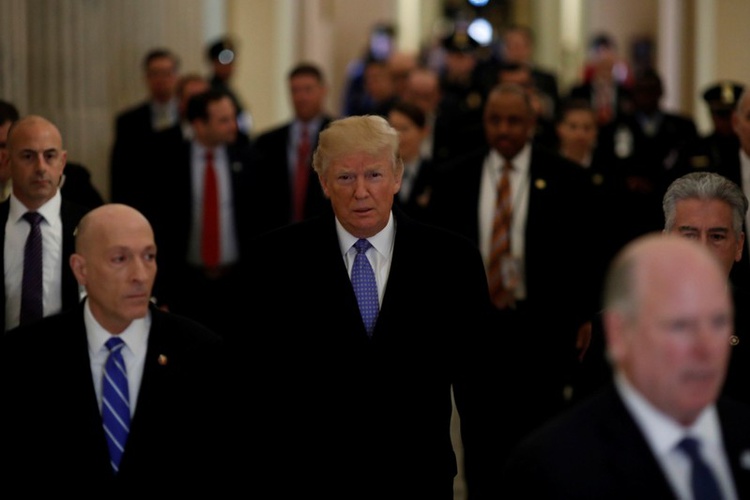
left=293, top=126, right=311, bottom=222
left=352, top=239, right=378, bottom=337
left=487, top=161, right=514, bottom=309
left=678, top=437, right=724, bottom=500
left=20, top=211, right=44, bottom=324
left=102, top=336, right=130, bottom=474
left=202, top=150, right=220, bottom=268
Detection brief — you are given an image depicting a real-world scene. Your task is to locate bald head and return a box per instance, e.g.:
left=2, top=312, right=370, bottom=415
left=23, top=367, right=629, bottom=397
left=4, top=115, right=66, bottom=209
left=71, top=204, right=157, bottom=334
left=603, top=233, right=733, bottom=426
left=75, top=204, right=153, bottom=253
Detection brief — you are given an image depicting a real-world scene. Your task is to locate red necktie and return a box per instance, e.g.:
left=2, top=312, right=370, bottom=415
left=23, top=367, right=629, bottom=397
left=293, top=126, right=311, bottom=222
left=202, top=150, right=220, bottom=268
left=487, top=161, right=514, bottom=309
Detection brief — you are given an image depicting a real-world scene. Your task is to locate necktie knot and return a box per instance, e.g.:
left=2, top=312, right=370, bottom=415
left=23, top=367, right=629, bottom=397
left=23, top=211, right=43, bottom=227
left=105, top=336, right=125, bottom=353
left=679, top=437, right=701, bottom=456
left=354, top=238, right=371, bottom=254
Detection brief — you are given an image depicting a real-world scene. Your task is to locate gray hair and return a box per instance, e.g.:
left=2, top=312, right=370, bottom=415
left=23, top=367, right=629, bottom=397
left=663, top=171, right=748, bottom=235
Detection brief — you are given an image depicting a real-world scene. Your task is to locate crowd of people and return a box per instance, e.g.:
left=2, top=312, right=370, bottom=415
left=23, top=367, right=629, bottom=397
left=0, top=23, right=749, bottom=498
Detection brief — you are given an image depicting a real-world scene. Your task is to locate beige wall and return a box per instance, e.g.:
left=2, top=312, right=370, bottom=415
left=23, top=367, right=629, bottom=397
left=3, top=0, right=750, bottom=199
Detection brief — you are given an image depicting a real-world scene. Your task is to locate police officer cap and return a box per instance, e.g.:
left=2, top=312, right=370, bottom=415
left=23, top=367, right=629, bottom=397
left=207, top=37, right=235, bottom=64
left=442, top=29, right=479, bottom=53
left=702, top=81, right=744, bottom=112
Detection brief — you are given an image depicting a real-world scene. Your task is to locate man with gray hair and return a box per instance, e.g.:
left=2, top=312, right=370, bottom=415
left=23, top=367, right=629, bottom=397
left=663, top=171, right=749, bottom=404
left=574, top=171, right=750, bottom=406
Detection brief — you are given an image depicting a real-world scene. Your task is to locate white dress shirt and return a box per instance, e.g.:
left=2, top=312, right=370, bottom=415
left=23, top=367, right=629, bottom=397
left=86, top=300, right=150, bottom=418
left=336, top=212, right=396, bottom=306
left=478, top=145, right=531, bottom=300
left=615, top=372, right=738, bottom=500
left=4, top=191, right=65, bottom=331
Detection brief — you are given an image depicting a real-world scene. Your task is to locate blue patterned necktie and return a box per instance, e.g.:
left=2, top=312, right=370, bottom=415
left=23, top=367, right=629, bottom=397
left=352, top=239, right=379, bottom=337
left=102, top=336, right=131, bottom=474
left=20, top=212, right=44, bottom=324
left=678, top=437, right=724, bottom=500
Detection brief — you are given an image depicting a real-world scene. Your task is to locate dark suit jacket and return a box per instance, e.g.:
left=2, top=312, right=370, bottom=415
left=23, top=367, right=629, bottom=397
left=597, top=111, right=700, bottom=241
left=0, top=198, right=88, bottom=332
left=0, top=302, right=231, bottom=496
left=247, top=206, right=494, bottom=499
left=531, top=66, right=561, bottom=118
left=250, top=116, right=333, bottom=234
left=427, top=144, right=604, bottom=495
left=149, top=138, right=254, bottom=307
left=428, top=143, right=602, bottom=337
left=502, top=384, right=750, bottom=499
left=61, top=162, right=105, bottom=210
left=567, top=81, right=633, bottom=126
left=110, top=101, right=155, bottom=208
left=393, top=157, right=436, bottom=224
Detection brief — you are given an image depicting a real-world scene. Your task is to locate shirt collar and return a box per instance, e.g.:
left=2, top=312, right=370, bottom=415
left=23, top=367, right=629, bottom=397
left=615, top=372, right=721, bottom=455
left=490, top=143, right=532, bottom=175
left=84, top=298, right=150, bottom=359
left=336, top=211, right=395, bottom=259
left=9, top=189, right=62, bottom=224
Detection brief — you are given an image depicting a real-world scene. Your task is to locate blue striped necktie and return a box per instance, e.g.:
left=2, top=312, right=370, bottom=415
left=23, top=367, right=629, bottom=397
left=102, top=336, right=130, bottom=474
left=352, top=239, right=379, bottom=337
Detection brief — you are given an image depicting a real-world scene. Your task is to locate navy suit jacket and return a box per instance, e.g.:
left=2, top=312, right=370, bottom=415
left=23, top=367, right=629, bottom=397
left=247, top=206, right=494, bottom=499
left=502, top=384, right=750, bottom=499
left=0, top=302, right=231, bottom=495
left=0, top=198, right=88, bottom=332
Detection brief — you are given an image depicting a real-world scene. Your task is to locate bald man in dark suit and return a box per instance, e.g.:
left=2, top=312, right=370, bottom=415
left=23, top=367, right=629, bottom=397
left=0, top=204, right=231, bottom=495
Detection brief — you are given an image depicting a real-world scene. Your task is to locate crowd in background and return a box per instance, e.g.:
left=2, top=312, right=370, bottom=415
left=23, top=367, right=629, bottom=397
left=1, top=19, right=750, bottom=498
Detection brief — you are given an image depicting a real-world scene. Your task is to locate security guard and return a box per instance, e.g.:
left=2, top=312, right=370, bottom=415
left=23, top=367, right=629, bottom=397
left=679, top=80, right=744, bottom=176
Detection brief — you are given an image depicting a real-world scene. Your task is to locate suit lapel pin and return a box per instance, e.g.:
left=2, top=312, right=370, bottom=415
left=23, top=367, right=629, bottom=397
left=740, top=450, right=750, bottom=470
left=232, top=161, right=243, bottom=173
left=158, top=354, right=168, bottom=366
left=535, top=178, right=546, bottom=190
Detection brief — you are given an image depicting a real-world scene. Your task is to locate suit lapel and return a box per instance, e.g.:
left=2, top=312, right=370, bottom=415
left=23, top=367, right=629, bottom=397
left=600, top=389, right=682, bottom=497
